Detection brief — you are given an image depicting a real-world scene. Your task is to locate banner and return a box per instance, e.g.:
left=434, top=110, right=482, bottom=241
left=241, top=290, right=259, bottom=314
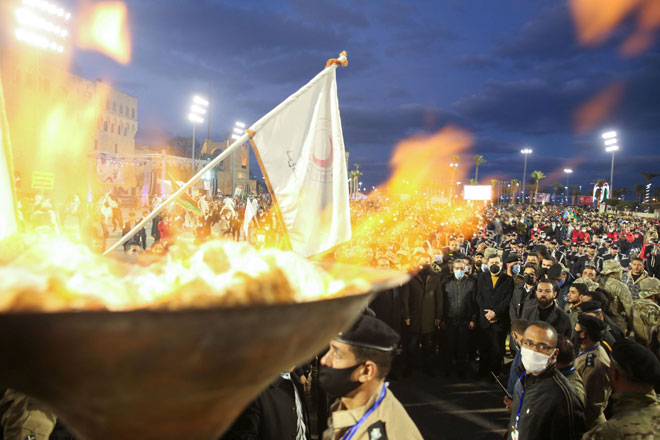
left=535, top=193, right=551, bottom=203
left=0, top=70, right=18, bottom=240
left=577, top=195, right=594, bottom=205
left=250, top=68, right=351, bottom=257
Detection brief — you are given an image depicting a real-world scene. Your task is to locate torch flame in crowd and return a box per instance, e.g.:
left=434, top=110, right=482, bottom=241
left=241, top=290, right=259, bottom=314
left=332, top=126, right=483, bottom=272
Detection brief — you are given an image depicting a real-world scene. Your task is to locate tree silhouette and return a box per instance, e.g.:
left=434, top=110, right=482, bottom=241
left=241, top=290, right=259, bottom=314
left=473, top=155, right=486, bottom=183
left=530, top=170, right=546, bottom=203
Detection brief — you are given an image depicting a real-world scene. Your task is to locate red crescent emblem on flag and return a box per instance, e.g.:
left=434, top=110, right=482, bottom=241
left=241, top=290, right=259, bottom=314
left=312, top=136, right=334, bottom=168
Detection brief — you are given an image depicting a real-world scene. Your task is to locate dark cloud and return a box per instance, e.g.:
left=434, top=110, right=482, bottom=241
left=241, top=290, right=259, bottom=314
left=452, top=54, right=499, bottom=69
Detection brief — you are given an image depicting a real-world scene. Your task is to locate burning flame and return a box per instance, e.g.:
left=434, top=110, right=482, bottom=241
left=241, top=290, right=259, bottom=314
left=77, top=2, right=131, bottom=64
left=573, top=82, right=625, bottom=134
left=570, top=0, right=660, bottom=56
left=333, top=126, right=482, bottom=271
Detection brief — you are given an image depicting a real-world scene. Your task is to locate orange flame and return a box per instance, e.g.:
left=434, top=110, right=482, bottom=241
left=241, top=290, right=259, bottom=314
left=333, top=126, right=482, bottom=271
left=570, top=0, right=660, bottom=56
left=573, top=82, right=625, bottom=134
left=77, top=2, right=131, bottom=64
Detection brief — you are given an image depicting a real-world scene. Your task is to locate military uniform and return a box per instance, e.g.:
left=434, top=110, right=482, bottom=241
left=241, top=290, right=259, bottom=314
left=582, top=391, right=660, bottom=439
left=599, top=261, right=633, bottom=333
left=631, top=277, right=660, bottom=348
left=323, top=386, right=422, bottom=440
left=575, top=345, right=611, bottom=429
left=0, top=389, right=56, bottom=440
left=560, top=367, right=586, bottom=407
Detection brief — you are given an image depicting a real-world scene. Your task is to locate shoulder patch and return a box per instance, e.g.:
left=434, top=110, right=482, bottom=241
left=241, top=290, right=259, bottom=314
left=586, top=352, right=595, bottom=367
left=367, top=420, right=387, bottom=440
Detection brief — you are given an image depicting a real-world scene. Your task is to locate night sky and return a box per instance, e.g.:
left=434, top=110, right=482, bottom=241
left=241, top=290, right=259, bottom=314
left=45, top=1, right=660, bottom=193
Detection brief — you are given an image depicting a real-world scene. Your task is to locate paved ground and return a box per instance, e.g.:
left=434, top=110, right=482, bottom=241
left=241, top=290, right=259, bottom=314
left=391, top=371, right=510, bottom=439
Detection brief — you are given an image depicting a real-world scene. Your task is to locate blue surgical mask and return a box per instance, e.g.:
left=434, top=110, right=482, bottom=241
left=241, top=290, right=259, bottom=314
left=557, top=277, right=565, bottom=287
left=481, top=263, right=489, bottom=272
left=454, top=269, right=465, bottom=279
left=512, top=264, right=521, bottom=275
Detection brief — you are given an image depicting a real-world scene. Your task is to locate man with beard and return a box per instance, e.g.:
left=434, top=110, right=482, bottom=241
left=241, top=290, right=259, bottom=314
left=574, top=314, right=611, bottom=429
left=510, top=264, right=538, bottom=322
left=473, top=251, right=485, bottom=276
left=475, top=255, right=514, bottom=377
left=622, top=257, right=648, bottom=300
left=583, top=340, right=660, bottom=439
left=401, top=249, right=443, bottom=376
left=506, top=321, right=586, bottom=440
left=565, top=282, right=589, bottom=327
left=320, top=315, right=422, bottom=440
left=521, top=280, right=572, bottom=338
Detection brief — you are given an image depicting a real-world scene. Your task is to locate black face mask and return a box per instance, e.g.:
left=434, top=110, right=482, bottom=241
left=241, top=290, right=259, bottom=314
left=524, top=275, right=536, bottom=285
left=489, top=264, right=501, bottom=275
left=319, top=364, right=363, bottom=399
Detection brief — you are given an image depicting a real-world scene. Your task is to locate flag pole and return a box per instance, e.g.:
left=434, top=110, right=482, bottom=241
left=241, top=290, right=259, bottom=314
left=104, top=51, right=348, bottom=255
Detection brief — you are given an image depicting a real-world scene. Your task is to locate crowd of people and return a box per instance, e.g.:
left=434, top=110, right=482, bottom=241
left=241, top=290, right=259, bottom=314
left=4, top=192, right=660, bottom=439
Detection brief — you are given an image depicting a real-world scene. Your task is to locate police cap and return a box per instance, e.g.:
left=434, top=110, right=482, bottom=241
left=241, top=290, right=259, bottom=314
left=335, top=314, right=399, bottom=352
left=577, top=314, right=607, bottom=333
left=579, top=300, right=602, bottom=314
left=612, top=339, right=660, bottom=386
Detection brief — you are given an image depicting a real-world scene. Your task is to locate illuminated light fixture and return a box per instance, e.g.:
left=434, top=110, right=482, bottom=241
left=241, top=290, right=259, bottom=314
left=604, top=138, right=617, bottom=146
left=601, top=131, right=617, bottom=139
left=602, top=129, right=620, bottom=192
left=14, top=0, right=70, bottom=53
left=605, top=145, right=619, bottom=153
left=187, top=113, right=203, bottom=124
left=231, top=134, right=241, bottom=140
left=232, top=127, right=243, bottom=135
left=193, top=96, right=209, bottom=107
left=235, top=121, right=246, bottom=129
left=563, top=168, right=573, bottom=174
left=190, top=105, right=206, bottom=115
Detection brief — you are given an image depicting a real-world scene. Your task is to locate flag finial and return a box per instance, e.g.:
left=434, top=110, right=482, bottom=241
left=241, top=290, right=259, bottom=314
left=325, top=51, right=348, bottom=69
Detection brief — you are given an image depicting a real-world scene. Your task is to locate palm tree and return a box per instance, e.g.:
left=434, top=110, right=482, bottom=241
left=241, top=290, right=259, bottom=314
left=473, top=155, right=486, bottom=183
left=641, top=172, right=660, bottom=203
left=634, top=183, right=645, bottom=203
left=511, top=179, right=520, bottom=204
left=349, top=164, right=363, bottom=197
left=612, top=187, right=627, bottom=200
left=530, top=170, right=546, bottom=203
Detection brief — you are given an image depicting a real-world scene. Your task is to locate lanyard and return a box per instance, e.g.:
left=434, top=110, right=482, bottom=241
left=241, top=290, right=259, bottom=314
left=559, top=366, right=575, bottom=375
left=514, top=372, right=527, bottom=429
left=341, top=383, right=388, bottom=440
left=577, top=344, right=600, bottom=358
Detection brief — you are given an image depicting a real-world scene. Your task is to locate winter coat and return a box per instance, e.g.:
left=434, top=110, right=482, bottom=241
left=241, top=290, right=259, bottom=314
left=401, top=269, right=444, bottom=334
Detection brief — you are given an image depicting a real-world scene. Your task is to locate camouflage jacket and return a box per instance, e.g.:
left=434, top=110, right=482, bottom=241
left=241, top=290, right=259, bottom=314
left=600, top=276, right=633, bottom=334
left=583, top=391, right=660, bottom=439
left=631, top=298, right=660, bottom=348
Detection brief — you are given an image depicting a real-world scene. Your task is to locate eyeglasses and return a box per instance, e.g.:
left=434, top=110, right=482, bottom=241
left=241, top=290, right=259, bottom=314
left=521, top=339, right=556, bottom=354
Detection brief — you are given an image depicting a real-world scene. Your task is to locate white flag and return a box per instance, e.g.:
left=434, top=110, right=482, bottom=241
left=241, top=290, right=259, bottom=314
left=242, top=198, right=258, bottom=237
left=0, top=70, right=18, bottom=240
left=250, top=68, right=351, bottom=257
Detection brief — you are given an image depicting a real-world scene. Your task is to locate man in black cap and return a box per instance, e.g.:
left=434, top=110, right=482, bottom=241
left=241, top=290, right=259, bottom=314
left=320, top=314, right=422, bottom=440
left=504, top=254, right=523, bottom=286
left=520, top=279, right=572, bottom=338
left=576, top=243, right=603, bottom=274
left=583, top=339, right=660, bottom=439
left=574, top=314, right=611, bottom=429
left=602, top=244, right=629, bottom=269
left=578, top=300, right=624, bottom=353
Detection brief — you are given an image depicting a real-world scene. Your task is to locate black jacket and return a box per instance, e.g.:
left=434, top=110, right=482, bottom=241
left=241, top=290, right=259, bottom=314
left=520, top=299, right=573, bottom=338
left=222, top=373, right=309, bottom=440
left=369, top=287, right=402, bottom=335
left=475, top=272, right=514, bottom=330
left=508, top=368, right=586, bottom=440
left=509, top=284, right=536, bottom=323
left=442, top=276, right=477, bottom=322
left=401, top=269, right=444, bottom=334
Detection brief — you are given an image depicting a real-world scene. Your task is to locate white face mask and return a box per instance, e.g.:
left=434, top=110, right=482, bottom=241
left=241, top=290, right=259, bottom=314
left=520, top=347, right=554, bottom=375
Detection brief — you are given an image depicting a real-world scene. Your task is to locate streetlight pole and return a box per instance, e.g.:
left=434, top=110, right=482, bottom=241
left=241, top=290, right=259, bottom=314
left=231, top=121, right=246, bottom=197
left=563, top=168, right=572, bottom=205
left=188, top=95, right=209, bottom=161
left=602, top=130, right=619, bottom=193
left=520, top=148, right=532, bottom=204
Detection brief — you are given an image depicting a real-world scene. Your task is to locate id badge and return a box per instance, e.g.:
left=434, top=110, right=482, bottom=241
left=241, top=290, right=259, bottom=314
left=511, top=427, right=519, bottom=440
